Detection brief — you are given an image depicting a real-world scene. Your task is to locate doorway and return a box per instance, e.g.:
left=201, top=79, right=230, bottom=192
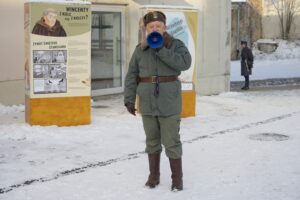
left=91, top=6, right=125, bottom=96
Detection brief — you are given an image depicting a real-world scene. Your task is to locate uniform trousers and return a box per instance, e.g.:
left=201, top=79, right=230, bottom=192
left=142, top=114, right=182, bottom=159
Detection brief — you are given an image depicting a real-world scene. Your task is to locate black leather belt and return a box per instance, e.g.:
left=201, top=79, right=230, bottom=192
left=138, top=76, right=178, bottom=83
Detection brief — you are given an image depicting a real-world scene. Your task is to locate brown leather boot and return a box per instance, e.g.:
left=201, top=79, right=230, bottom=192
left=145, top=153, right=160, bottom=188
left=169, top=158, right=183, bottom=191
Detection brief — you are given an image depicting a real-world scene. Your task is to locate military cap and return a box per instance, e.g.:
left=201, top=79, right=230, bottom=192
left=143, top=11, right=166, bottom=26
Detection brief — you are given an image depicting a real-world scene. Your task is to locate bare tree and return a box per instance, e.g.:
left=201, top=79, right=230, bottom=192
left=271, top=0, right=300, bottom=39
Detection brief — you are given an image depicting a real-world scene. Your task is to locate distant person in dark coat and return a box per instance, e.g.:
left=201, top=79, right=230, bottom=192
left=240, top=41, right=254, bottom=90
left=32, top=8, right=67, bottom=37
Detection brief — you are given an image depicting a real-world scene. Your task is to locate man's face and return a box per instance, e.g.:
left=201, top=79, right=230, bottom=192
left=146, top=21, right=166, bottom=35
left=44, top=12, right=57, bottom=27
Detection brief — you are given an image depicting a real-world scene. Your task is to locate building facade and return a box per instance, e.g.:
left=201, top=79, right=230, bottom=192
left=231, top=0, right=300, bottom=60
left=262, top=0, right=300, bottom=40
left=0, top=0, right=231, bottom=105
left=231, top=0, right=262, bottom=60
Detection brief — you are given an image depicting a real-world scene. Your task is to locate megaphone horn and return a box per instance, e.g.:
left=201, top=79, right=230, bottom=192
left=147, top=31, right=164, bottom=49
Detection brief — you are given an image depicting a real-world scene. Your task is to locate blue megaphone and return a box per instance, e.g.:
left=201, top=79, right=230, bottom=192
left=147, top=31, right=164, bottom=49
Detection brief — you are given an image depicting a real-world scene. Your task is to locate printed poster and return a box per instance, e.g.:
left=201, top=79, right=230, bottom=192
left=24, top=0, right=91, bottom=98
left=165, top=11, right=198, bottom=85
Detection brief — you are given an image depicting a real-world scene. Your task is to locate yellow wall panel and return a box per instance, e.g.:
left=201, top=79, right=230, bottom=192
left=181, top=90, right=196, bottom=118
left=25, top=96, right=91, bottom=126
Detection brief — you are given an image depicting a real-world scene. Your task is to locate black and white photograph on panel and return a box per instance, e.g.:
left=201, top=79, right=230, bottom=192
left=33, top=64, right=49, bottom=78
left=33, top=78, right=67, bottom=94
left=33, top=50, right=52, bottom=63
left=45, top=78, right=67, bottom=93
left=52, top=50, right=67, bottom=63
left=49, top=64, right=66, bottom=79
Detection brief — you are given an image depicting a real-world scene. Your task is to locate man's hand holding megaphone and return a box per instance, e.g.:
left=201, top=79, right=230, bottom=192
left=146, top=31, right=173, bottom=50
left=162, top=32, right=173, bottom=49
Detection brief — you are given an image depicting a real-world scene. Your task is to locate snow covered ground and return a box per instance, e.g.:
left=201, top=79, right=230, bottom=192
left=1, top=89, right=300, bottom=200
left=231, top=59, right=300, bottom=81
left=253, top=39, right=300, bottom=61
left=231, top=39, right=300, bottom=82
left=1, top=39, right=300, bottom=199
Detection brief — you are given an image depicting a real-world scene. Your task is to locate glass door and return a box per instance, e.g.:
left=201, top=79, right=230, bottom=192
left=91, top=6, right=125, bottom=96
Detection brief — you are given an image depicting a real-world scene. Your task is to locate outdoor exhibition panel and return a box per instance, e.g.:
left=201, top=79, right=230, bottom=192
left=24, top=0, right=91, bottom=126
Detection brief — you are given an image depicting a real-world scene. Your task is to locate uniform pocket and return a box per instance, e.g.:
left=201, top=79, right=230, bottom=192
left=137, top=83, right=152, bottom=114
left=157, top=81, right=181, bottom=115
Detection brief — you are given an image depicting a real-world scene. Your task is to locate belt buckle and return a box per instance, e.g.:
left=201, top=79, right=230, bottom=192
left=151, top=76, right=158, bottom=83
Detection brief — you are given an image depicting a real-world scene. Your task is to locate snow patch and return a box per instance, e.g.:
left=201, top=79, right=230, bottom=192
left=0, top=104, right=25, bottom=115
left=253, top=39, right=300, bottom=60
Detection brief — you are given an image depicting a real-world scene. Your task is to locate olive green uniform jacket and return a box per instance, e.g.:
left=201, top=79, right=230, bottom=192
left=124, top=36, right=192, bottom=116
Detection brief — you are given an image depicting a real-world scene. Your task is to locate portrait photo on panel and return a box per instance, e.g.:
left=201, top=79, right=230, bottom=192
left=32, top=8, right=67, bottom=37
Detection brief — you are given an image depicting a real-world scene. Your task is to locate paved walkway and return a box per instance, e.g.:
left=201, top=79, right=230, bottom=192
left=231, top=77, right=300, bottom=91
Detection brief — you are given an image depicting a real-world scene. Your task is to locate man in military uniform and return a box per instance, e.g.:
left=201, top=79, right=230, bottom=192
left=124, top=11, right=191, bottom=191
left=240, top=40, right=254, bottom=90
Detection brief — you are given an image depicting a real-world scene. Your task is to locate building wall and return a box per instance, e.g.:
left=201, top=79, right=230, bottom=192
left=196, top=0, right=231, bottom=95
left=248, top=0, right=263, bottom=43
left=231, top=0, right=262, bottom=60
left=231, top=3, right=249, bottom=60
left=262, top=0, right=300, bottom=39
left=0, top=0, right=25, bottom=105
left=0, top=0, right=231, bottom=105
